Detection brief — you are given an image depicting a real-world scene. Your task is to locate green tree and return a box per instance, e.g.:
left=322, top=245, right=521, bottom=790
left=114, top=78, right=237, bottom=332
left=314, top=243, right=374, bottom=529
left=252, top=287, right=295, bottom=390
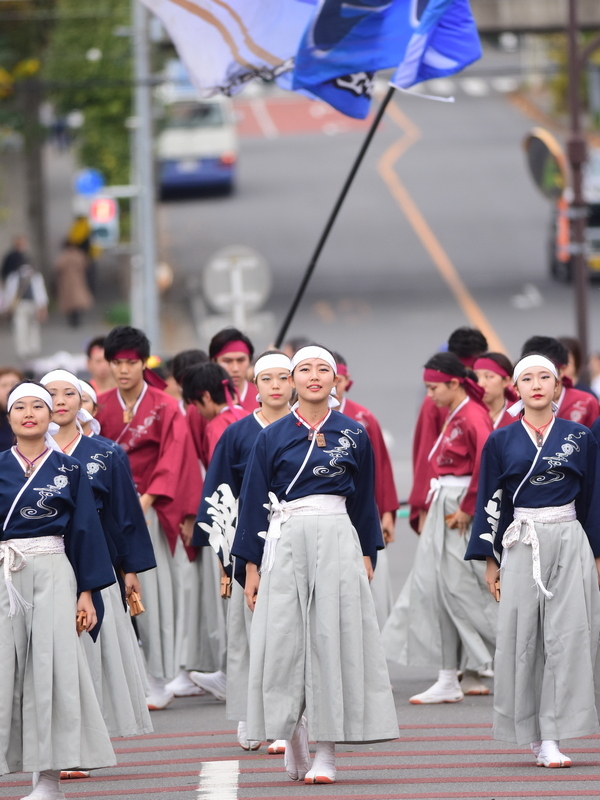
left=44, top=0, right=132, bottom=186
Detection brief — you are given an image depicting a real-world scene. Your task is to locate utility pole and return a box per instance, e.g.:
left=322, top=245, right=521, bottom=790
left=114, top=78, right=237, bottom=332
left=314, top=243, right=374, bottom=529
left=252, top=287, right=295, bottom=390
left=132, top=0, right=160, bottom=350
left=566, top=0, right=589, bottom=375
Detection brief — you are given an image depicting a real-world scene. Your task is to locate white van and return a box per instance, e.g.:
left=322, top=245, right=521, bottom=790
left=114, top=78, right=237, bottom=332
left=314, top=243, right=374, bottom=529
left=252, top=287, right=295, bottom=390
left=156, top=63, right=238, bottom=196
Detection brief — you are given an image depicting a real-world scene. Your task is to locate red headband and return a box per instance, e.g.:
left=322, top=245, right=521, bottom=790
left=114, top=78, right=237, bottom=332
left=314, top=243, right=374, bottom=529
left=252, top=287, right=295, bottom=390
left=459, top=355, right=478, bottom=368
left=111, top=350, right=167, bottom=390
left=214, top=340, right=250, bottom=358
left=423, top=369, right=486, bottom=404
left=336, top=364, right=354, bottom=391
left=473, top=357, right=510, bottom=379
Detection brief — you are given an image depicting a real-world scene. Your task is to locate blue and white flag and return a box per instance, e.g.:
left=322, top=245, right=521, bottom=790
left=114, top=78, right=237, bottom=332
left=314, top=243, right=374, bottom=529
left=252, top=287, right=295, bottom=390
left=292, top=0, right=481, bottom=118
left=139, top=0, right=313, bottom=96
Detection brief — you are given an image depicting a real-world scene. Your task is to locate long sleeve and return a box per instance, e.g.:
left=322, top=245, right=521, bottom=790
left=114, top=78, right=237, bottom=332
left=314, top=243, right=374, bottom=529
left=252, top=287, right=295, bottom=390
left=576, top=432, right=600, bottom=556
left=107, top=455, right=156, bottom=574
left=232, top=432, right=271, bottom=581
left=465, top=435, right=505, bottom=563
left=459, top=409, right=493, bottom=517
left=345, top=432, right=383, bottom=563
left=408, top=397, right=446, bottom=530
left=64, top=468, right=115, bottom=594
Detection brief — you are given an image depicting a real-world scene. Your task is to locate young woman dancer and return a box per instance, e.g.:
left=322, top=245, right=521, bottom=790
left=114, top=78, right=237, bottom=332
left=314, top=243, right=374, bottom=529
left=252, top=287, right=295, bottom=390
left=0, top=383, right=116, bottom=800
left=466, top=354, right=600, bottom=768
left=382, top=352, right=497, bottom=702
left=232, top=346, right=398, bottom=785
left=473, top=353, right=517, bottom=429
left=41, top=370, right=156, bottom=740
left=195, top=351, right=293, bottom=752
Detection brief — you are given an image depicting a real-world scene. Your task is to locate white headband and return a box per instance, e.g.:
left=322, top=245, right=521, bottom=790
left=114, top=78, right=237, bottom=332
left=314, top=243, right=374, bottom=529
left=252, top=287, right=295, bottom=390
left=41, top=369, right=82, bottom=395
left=512, top=355, right=558, bottom=383
left=254, top=354, right=292, bottom=377
left=7, top=383, right=53, bottom=412
left=79, top=380, right=97, bottom=404
left=290, top=346, right=337, bottom=374
left=508, top=355, right=559, bottom=418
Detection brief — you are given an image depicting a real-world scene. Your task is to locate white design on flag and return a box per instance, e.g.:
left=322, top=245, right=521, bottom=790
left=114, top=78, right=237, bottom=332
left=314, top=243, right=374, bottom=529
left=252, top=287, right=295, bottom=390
left=197, top=760, right=239, bottom=800
left=199, top=483, right=238, bottom=565
left=139, top=0, right=312, bottom=96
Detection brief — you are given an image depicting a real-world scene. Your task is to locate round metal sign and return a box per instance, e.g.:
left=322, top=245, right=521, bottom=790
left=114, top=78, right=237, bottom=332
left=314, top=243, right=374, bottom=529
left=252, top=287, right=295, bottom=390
left=203, top=246, right=271, bottom=314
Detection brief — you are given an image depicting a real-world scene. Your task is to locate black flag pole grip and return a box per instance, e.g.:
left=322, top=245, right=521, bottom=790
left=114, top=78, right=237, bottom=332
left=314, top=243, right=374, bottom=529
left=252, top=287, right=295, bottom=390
left=274, top=85, right=396, bottom=348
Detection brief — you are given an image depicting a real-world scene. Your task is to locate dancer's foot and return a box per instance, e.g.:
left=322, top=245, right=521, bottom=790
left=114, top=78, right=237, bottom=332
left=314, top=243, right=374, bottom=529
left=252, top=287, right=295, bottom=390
left=536, top=740, right=572, bottom=768
left=237, top=721, right=261, bottom=751
left=284, top=716, right=310, bottom=781
left=59, top=771, right=89, bottom=779
left=146, top=675, right=175, bottom=710
left=410, top=670, right=464, bottom=704
left=305, top=741, right=336, bottom=784
left=460, top=670, right=490, bottom=696
left=267, top=740, right=286, bottom=754
left=166, top=669, right=206, bottom=697
left=189, top=670, right=227, bottom=701
left=530, top=740, right=542, bottom=759
left=21, top=770, right=66, bottom=800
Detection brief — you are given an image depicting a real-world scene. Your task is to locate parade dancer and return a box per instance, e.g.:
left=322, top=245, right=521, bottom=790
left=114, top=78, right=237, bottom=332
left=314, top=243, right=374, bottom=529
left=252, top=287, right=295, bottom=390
left=0, top=383, right=116, bottom=800
left=194, top=351, right=293, bottom=753
left=466, top=355, right=600, bottom=768
left=209, top=328, right=259, bottom=414
left=473, top=353, right=517, bottom=429
left=332, top=351, right=399, bottom=627
left=41, top=369, right=156, bottom=743
left=233, top=346, right=398, bottom=785
left=409, top=328, right=487, bottom=533
left=521, top=336, right=599, bottom=427
left=383, top=352, right=497, bottom=702
left=180, top=362, right=250, bottom=702
left=96, top=326, right=202, bottom=710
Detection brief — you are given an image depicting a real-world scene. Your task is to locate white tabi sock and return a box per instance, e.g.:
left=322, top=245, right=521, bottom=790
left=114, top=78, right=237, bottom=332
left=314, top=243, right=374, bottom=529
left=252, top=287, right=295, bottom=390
left=305, top=741, right=336, bottom=784
left=438, top=669, right=460, bottom=690
left=21, top=770, right=65, bottom=800
left=283, top=716, right=310, bottom=781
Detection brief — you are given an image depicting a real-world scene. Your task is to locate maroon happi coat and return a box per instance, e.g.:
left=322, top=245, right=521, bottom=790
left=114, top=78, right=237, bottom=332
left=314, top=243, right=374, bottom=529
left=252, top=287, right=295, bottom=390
left=97, top=384, right=202, bottom=559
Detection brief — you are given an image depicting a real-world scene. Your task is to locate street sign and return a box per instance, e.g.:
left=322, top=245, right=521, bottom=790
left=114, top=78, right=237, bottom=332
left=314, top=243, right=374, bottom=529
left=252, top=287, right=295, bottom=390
left=89, top=196, right=119, bottom=247
left=74, top=167, right=105, bottom=196
left=523, top=127, right=569, bottom=201
left=202, top=246, right=272, bottom=330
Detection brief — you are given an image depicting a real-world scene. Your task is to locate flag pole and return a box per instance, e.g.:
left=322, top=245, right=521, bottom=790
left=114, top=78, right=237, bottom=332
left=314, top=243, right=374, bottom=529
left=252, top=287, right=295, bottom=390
left=274, top=85, right=396, bottom=348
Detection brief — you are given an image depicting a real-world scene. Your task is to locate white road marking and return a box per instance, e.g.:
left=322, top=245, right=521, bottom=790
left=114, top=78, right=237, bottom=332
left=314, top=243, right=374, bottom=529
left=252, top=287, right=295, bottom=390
left=460, top=78, right=490, bottom=97
left=424, top=78, right=456, bottom=97
left=197, top=760, right=239, bottom=800
left=491, top=76, right=520, bottom=93
left=250, top=98, right=279, bottom=139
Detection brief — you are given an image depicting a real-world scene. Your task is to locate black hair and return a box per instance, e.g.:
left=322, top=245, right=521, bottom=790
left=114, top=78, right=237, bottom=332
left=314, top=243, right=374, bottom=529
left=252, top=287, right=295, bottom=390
left=7, top=381, right=52, bottom=412
left=447, top=327, right=488, bottom=359
left=520, top=336, right=568, bottom=368
left=181, top=362, right=234, bottom=405
left=209, top=328, right=254, bottom=361
left=104, top=326, right=150, bottom=362
left=558, top=336, right=582, bottom=374
left=85, top=335, right=106, bottom=359
left=284, top=336, right=312, bottom=355
left=172, top=349, right=209, bottom=386
left=424, top=352, right=470, bottom=380
left=330, top=351, right=346, bottom=367
left=477, top=351, right=513, bottom=376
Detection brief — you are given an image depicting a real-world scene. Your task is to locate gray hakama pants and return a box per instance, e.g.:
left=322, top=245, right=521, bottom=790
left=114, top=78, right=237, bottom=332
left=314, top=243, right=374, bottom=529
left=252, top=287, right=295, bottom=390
left=382, top=485, right=497, bottom=671
left=226, top=579, right=252, bottom=721
left=82, top=582, right=153, bottom=737
left=494, top=518, right=600, bottom=744
left=247, top=511, right=399, bottom=744
left=0, top=552, right=116, bottom=775
left=136, top=509, right=188, bottom=680
left=184, top=547, right=227, bottom=672
left=370, top=546, right=394, bottom=629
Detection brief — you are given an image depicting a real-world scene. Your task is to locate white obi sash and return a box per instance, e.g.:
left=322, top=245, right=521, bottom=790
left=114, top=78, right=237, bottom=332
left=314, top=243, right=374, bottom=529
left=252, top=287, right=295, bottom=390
left=426, top=474, right=471, bottom=505
left=260, top=493, right=347, bottom=574
left=0, top=535, right=65, bottom=617
left=501, top=502, right=576, bottom=600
